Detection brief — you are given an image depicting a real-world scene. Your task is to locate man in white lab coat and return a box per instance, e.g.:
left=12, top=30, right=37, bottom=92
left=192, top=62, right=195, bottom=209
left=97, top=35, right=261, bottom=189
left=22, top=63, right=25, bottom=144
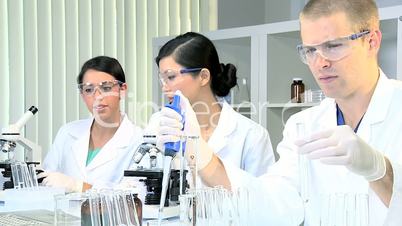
left=157, top=0, right=402, bottom=225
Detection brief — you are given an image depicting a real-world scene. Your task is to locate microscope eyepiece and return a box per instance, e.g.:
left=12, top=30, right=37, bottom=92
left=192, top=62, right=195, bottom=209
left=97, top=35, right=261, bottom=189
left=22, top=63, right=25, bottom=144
left=0, top=140, right=16, bottom=153
left=13, top=106, right=38, bottom=130
left=133, top=134, right=160, bottom=166
left=133, top=143, right=149, bottom=164
left=28, top=106, right=38, bottom=115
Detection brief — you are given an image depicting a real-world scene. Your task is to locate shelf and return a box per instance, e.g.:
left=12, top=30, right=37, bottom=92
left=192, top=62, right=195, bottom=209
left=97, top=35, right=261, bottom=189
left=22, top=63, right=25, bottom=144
left=267, top=102, right=320, bottom=108
left=231, top=103, right=252, bottom=108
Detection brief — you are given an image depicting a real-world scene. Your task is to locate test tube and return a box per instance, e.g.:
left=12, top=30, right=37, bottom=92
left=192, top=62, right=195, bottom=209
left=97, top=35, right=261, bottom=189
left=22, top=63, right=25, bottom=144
left=179, top=135, right=186, bottom=196
left=296, top=122, right=310, bottom=203
left=235, top=187, right=250, bottom=226
left=88, top=191, right=102, bottom=226
left=23, top=163, right=34, bottom=188
left=355, top=193, right=369, bottom=226
left=179, top=192, right=196, bottom=225
left=183, top=136, right=199, bottom=226
left=28, top=164, right=39, bottom=188
left=11, top=161, right=25, bottom=189
left=185, top=136, right=200, bottom=190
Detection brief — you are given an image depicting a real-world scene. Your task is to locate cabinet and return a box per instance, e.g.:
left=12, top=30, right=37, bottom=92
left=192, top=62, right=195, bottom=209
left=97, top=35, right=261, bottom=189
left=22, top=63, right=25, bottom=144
left=152, top=5, right=402, bottom=151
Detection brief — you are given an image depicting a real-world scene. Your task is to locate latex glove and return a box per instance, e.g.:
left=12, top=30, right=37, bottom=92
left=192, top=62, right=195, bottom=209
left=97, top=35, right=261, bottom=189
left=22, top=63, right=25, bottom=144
left=38, top=171, right=83, bottom=193
left=295, top=125, right=386, bottom=182
left=144, top=111, right=161, bottom=136
left=157, top=90, right=214, bottom=170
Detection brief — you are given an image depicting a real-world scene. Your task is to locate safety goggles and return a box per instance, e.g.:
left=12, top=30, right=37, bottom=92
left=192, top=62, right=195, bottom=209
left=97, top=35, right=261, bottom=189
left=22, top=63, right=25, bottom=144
left=158, top=68, right=202, bottom=86
left=78, top=80, right=123, bottom=96
left=296, top=30, right=370, bottom=64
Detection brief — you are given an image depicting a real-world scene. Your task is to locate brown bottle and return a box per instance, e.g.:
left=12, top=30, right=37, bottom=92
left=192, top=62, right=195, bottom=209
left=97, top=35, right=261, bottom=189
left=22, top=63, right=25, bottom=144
left=291, top=78, right=305, bottom=103
left=126, top=193, right=143, bottom=226
left=133, top=193, right=143, bottom=226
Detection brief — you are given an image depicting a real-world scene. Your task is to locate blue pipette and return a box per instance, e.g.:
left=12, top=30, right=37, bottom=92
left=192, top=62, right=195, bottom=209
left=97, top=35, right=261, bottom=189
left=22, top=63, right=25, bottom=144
left=158, top=95, right=184, bottom=224
left=164, top=95, right=184, bottom=157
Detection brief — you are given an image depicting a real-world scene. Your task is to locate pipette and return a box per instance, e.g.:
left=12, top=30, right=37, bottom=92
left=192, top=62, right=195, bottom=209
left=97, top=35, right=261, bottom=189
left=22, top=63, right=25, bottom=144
left=158, top=95, right=184, bottom=225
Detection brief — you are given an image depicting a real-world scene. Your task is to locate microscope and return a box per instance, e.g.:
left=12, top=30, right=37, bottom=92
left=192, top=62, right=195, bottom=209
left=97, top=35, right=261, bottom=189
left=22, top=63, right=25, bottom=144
left=0, top=106, right=42, bottom=189
left=124, top=133, right=188, bottom=219
left=132, top=134, right=161, bottom=169
left=0, top=107, right=65, bottom=214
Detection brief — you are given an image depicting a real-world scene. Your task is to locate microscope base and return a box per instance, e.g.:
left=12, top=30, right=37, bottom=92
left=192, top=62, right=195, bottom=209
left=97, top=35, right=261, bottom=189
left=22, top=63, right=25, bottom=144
left=142, top=204, right=180, bottom=219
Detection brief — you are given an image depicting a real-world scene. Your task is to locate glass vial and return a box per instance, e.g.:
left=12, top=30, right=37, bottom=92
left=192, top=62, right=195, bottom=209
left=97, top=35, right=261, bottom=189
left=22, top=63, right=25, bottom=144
left=134, top=193, right=143, bottom=225
left=291, top=78, right=305, bottom=103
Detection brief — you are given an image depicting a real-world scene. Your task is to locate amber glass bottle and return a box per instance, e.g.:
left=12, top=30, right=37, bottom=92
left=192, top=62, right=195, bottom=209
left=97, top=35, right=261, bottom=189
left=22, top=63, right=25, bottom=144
left=291, top=78, right=305, bottom=103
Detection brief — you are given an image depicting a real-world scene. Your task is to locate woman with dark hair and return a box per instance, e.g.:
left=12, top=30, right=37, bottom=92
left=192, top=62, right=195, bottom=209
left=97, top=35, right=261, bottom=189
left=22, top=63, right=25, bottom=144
left=154, top=32, right=275, bottom=178
left=39, top=56, right=142, bottom=192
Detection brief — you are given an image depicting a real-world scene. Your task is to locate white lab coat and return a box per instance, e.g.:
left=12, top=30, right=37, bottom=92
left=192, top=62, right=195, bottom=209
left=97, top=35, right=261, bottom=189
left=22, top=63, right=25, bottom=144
left=208, top=100, right=275, bottom=176
left=43, top=114, right=143, bottom=188
left=224, top=71, right=402, bottom=226
left=153, top=99, right=275, bottom=176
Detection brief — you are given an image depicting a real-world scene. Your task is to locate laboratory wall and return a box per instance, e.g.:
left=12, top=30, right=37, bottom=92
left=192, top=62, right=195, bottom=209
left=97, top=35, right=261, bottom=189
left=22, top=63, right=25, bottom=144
left=0, top=0, right=217, bottom=161
left=218, top=0, right=402, bottom=29
left=217, top=0, right=307, bottom=29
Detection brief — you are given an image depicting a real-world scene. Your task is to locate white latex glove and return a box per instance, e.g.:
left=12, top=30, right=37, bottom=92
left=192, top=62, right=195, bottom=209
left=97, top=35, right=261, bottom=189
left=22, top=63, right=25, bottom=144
left=38, top=171, right=83, bottom=193
left=157, top=90, right=214, bottom=170
left=144, top=111, right=161, bottom=136
left=295, top=125, right=386, bottom=182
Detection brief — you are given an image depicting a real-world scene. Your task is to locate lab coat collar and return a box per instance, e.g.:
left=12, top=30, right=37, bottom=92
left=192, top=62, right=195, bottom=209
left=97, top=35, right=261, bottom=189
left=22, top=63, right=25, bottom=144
left=71, top=123, right=91, bottom=177
left=68, top=117, right=92, bottom=139
left=357, top=69, right=392, bottom=140
left=86, top=114, right=134, bottom=171
left=69, top=113, right=133, bottom=173
left=317, top=69, right=391, bottom=141
left=69, top=117, right=92, bottom=176
left=207, top=99, right=237, bottom=153
left=68, top=113, right=131, bottom=143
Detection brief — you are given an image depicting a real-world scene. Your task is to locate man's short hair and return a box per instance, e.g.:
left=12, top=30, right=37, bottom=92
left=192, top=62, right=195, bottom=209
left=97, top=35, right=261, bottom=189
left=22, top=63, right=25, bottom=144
left=300, top=0, right=379, bottom=31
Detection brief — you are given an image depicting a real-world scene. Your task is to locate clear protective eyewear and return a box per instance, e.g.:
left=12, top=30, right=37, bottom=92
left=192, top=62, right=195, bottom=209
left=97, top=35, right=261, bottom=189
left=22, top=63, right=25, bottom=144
left=296, top=30, right=370, bottom=64
left=158, top=68, right=202, bottom=86
left=78, top=80, right=123, bottom=96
